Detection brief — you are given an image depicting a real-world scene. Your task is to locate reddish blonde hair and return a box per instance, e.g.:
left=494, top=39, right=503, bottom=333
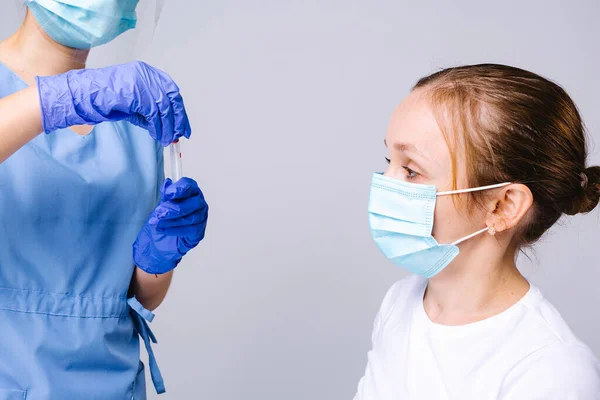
left=414, top=64, right=600, bottom=245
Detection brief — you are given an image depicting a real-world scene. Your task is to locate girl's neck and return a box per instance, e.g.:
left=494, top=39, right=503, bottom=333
left=0, top=11, right=89, bottom=84
left=423, top=238, right=530, bottom=326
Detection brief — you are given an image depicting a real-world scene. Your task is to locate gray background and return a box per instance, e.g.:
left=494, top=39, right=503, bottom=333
left=1, top=1, right=599, bottom=399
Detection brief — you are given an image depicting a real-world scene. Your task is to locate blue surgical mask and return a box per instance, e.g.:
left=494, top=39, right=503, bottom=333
left=368, top=173, right=510, bottom=278
left=26, top=0, right=139, bottom=50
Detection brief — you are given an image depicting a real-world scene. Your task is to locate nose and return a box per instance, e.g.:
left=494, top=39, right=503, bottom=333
left=383, top=166, right=404, bottom=181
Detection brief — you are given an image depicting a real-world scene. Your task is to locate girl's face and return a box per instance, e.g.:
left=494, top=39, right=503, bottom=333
left=384, top=89, right=489, bottom=246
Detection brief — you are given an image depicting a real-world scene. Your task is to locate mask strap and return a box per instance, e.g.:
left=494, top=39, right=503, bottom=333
left=437, top=182, right=511, bottom=196
left=451, top=226, right=489, bottom=246
left=439, top=182, right=511, bottom=246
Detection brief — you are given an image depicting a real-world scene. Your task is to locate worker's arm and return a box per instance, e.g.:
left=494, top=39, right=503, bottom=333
left=1, top=62, right=191, bottom=165
left=0, top=87, right=43, bottom=163
left=130, top=267, right=174, bottom=311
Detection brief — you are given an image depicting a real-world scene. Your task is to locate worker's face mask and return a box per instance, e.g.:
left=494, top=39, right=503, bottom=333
left=26, top=0, right=139, bottom=50
left=368, top=173, right=510, bottom=278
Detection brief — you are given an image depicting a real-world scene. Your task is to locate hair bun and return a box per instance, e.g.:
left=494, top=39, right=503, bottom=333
left=575, top=166, right=600, bottom=214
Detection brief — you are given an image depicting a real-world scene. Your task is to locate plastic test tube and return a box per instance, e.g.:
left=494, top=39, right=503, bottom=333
left=170, top=139, right=182, bottom=181
left=155, top=140, right=183, bottom=278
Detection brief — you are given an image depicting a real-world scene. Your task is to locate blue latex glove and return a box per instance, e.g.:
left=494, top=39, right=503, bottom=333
left=133, top=178, right=208, bottom=274
left=36, top=61, right=191, bottom=146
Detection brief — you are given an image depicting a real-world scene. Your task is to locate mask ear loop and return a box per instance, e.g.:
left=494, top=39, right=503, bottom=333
left=438, top=183, right=511, bottom=246
left=436, top=182, right=511, bottom=196
left=451, top=227, right=489, bottom=245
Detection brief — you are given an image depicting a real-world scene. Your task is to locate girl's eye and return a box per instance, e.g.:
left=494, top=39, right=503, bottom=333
left=403, top=166, right=419, bottom=179
left=385, top=158, right=419, bottom=179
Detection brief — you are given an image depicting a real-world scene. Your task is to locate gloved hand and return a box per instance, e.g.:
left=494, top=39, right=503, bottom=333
left=36, top=61, right=191, bottom=146
left=133, top=178, right=208, bottom=274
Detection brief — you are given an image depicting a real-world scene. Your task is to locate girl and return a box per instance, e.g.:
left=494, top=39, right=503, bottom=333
left=355, top=64, right=600, bottom=399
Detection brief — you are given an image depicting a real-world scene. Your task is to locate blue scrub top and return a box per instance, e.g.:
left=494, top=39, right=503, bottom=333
left=0, top=62, right=165, bottom=399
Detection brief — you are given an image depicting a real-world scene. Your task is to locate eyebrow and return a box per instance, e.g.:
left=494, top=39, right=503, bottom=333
left=384, top=139, right=429, bottom=160
left=384, top=139, right=432, bottom=174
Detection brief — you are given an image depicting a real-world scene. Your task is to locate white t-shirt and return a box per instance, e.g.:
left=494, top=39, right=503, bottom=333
left=354, top=275, right=600, bottom=400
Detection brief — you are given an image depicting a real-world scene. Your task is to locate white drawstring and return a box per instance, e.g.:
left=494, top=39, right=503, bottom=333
left=451, top=226, right=489, bottom=246
left=437, top=182, right=511, bottom=196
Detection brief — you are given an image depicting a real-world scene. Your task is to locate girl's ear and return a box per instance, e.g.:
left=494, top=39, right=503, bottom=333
left=486, top=184, right=533, bottom=232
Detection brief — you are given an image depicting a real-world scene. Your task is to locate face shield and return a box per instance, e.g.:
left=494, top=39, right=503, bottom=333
left=88, top=0, right=165, bottom=67
left=13, top=0, right=164, bottom=67
left=7, top=0, right=181, bottom=179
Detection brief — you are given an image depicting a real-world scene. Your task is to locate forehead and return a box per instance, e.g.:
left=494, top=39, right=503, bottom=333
left=386, top=89, right=452, bottom=168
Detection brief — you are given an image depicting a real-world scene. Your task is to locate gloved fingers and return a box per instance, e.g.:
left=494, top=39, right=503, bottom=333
left=147, top=67, right=176, bottom=146
left=176, top=228, right=206, bottom=254
left=154, top=194, right=206, bottom=221
left=160, top=177, right=202, bottom=201
left=135, top=105, right=163, bottom=144
left=160, top=178, right=173, bottom=195
left=128, top=113, right=155, bottom=138
left=182, top=105, right=192, bottom=139
left=154, top=207, right=208, bottom=230
left=157, top=91, right=175, bottom=147
left=130, top=63, right=172, bottom=145
left=156, top=222, right=207, bottom=238
left=122, top=63, right=160, bottom=140
left=180, top=233, right=205, bottom=249
left=170, top=92, right=191, bottom=141
left=158, top=71, right=192, bottom=141
left=132, top=224, right=182, bottom=275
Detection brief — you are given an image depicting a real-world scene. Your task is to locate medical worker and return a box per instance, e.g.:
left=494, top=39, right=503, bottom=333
left=0, top=1, right=208, bottom=398
left=355, top=64, right=600, bottom=399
